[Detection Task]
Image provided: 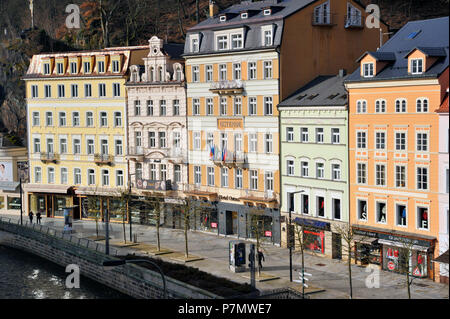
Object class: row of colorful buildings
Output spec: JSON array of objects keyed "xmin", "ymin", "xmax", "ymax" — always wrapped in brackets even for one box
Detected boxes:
[{"xmin": 21, "ymin": 0, "xmax": 448, "ymax": 283}]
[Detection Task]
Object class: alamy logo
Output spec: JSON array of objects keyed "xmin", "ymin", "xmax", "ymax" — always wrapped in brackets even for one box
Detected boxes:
[
  {"xmin": 65, "ymin": 4, "xmax": 80, "ymax": 29},
  {"xmin": 365, "ymin": 265, "xmax": 380, "ymax": 289},
  {"xmin": 65, "ymin": 264, "xmax": 80, "ymax": 289},
  {"xmin": 365, "ymin": 4, "xmax": 381, "ymax": 29}
]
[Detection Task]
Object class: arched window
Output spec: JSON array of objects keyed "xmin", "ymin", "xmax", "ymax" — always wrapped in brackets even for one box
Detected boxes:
[
  {"xmin": 150, "ymin": 67, "xmax": 154, "ymax": 82},
  {"xmin": 357, "ymin": 100, "xmax": 367, "ymax": 113},
  {"xmin": 158, "ymin": 66, "xmax": 163, "ymax": 82},
  {"xmin": 176, "ymin": 67, "xmax": 182, "ymax": 81},
  {"xmin": 416, "ymin": 98, "xmax": 428, "ymax": 113},
  {"xmin": 375, "ymin": 99, "xmax": 386, "ymax": 113}
]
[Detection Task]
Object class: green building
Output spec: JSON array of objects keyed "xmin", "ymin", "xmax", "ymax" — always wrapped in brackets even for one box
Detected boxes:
[{"xmin": 278, "ymin": 72, "xmax": 349, "ymax": 259}]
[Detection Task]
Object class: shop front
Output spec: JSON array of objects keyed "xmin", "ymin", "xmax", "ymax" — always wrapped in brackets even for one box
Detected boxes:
[
  {"xmin": 353, "ymin": 226, "xmax": 436, "ymax": 279},
  {"xmin": 25, "ymin": 184, "xmax": 74, "ymax": 218},
  {"xmin": 293, "ymin": 217, "xmax": 331, "ymax": 256}
]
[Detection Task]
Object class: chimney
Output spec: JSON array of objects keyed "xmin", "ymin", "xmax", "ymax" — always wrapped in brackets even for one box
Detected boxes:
[
  {"xmin": 209, "ymin": 1, "xmax": 219, "ymax": 18},
  {"xmin": 339, "ymin": 69, "xmax": 347, "ymax": 77}
]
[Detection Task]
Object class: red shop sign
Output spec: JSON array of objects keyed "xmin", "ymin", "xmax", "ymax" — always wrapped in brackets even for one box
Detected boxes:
[
  {"xmin": 211, "ymin": 222, "xmax": 218, "ymax": 229},
  {"xmin": 387, "ymin": 261, "xmax": 396, "ymax": 271},
  {"xmin": 265, "ymin": 231, "xmax": 272, "ymax": 237}
]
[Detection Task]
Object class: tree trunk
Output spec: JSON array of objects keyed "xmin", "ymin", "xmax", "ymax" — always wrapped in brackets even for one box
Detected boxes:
[
  {"xmin": 184, "ymin": 222, "xmax": 189, "ymax": 258},
  {"xmin": 122, "ymin": 208, "xmax": 126, "ymax": 244},
  {"xmin": 348, "ymin": 241, "xmax": 353, "ymax": 299},
  {"xmin": 156, "ymin": 207, "xmax": 161, "ymax": 252},
  {"xmin": 196, "ymin": 0, "xmax": 200, "ymax": 23}
]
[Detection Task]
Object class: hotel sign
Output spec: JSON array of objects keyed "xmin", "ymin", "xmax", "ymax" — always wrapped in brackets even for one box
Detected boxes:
[{"xmin": 218, "ymin": 119, "xmax": 243, "ymax": 130}]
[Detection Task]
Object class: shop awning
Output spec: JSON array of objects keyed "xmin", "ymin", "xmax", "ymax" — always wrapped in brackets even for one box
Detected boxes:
[
  {"xmin": 354, "ymin": 235, "xmax": 378, "ymax": 245},
  {"xmin": 0, "ymin": 181, "xmax": 20, "ymax": 191},
  {"xmin": 23, "ymin": 184, "xmax": 72, "ymax": 194},
  {"xmin": 433, "ymin": 250, "xmax": 449, "ymax": 264},
  {"xmin": 74, "ymin": 187, "xmax": 119, "ymax": 197},
  {"xmin": 377, "ymin": 239, "xmax": 429, "ymax": 252}
]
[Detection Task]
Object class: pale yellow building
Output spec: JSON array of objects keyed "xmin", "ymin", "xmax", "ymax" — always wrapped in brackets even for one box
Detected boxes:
[{"xmin": 23, "ymin": 46, "xmax": 148, "ymax": 221}]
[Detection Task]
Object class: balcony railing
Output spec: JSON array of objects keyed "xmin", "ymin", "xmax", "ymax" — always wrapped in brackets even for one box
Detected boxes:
[
  {"xmin": 344, "ymin": 14, "xmax": 363, "ymax": 28},
  {"xmin": 127, "ymin": 146, "xmax": 145, "ymax": 162},
  {"xmin": 210, "ymin": 80, "xmax": 244, "ymax": 95},
  {"xmin": 40, "ymin": 152, "xmax": 58, "ymax": 163},
  {"xmin": 94, "ymin": 153, "xmax": 113, "ymax": 165},
  {"xmin": 311, "ymin": 13, "xmax": 336, "ymax": 26},
  {"xmin": 210, "ymin": 148, "xmax": 247, "ymax": 167},
  {"xmin": 168, "ymin": 148, "xmax": 187, "ymax": 164}
]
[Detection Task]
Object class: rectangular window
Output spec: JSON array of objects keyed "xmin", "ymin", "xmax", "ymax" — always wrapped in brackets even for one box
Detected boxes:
[
  {"xmin": 173, "ymin": 132, "xmax": 181, "ymax": 149},
  {"xmin": 61, "ymin": 168, "xmax": 68, "ymax": 184},
  {"xmin": 206, "ymin": 132, "xmax": 214, "ymax": 149},
  {"xmin": 234, "ymin": 97, "xmax": 242, "ymax": 115},
  {"xmin": 316, "ymin": 128, "xmax": 324, "ymax": 143},
  {"xmin": 99, "ymin": 83, "xmax": 106, "ymax": 97},
  {"xmin": 301, "ymin": 162, "xmax": 309, "ymax": 177},
  {"xmin": 115, "ymin": 140, "xmax": 123, "ymax": 156},
  {"xmin": 159, "ymin": 132, "xmax": 166, "ymax": 148},
  {"xmin": 376, "ymin": 202, "xmax": 387, "ymax": 223},
  {"xmin": 60, "ymin": 138, "xmax": 67, "ymax": 154},
  {"xmin": 112, "ymin": 60, "xmax": 120, "ymax": 73},
  {"xmin": 100, "ymin": 139, "xmax": 108, "ymax": 155},
  {"xmin": 193, "ymin": 99, "xmax": 200, "ymax": 116},
  {"xmin": 332, "ymin": 164, "xmax": 341, "ymax": 180},
  {"xmin": 357, "ymin": 163, "xmax": 367, "ymax": 184},
  {"xmin": 357, "ymin": 131, "xmax": 367, "ymax": 149},
  {"xmin": 173, "ymin": 100, "xmax": 180, "ymax": 116},
  {"xmin": 265, "ymin": 134, "xmax": 273, "ymax": 154},
  {"xmin": 73, "ymin": 139, "xmax": 81, "ymax": 154},
  {"xmin": 72, "ymin": 112, "xmax": 80, "ymax": 126},
  {"xmin": 236, "ymin": 168, "xmax": 243, "ymax": 189},
  {"xmin": 74, "ymin": 168, "xmax": 82, "ymax": 185},
  {"xmin": 194, "ymin": 132, "xmax": 201, "ymax": 150},
  {"xmin": 100, "ymin": 112, "xmax": 108, "ymax": 127},
  {"xmin": 395, "ymin": 132, "xmax": 407, "ymax": 150},
  {"xmin": 206, "ymin": 98, "xmax": 214, "ymax": 115},
  {"xmin": 264, "ymin": 97, "xmax": 273, "ymax": 115},
  {"xmin": 98, "ymin": 61, "xmax": 105, "ymax": 73},
  {"xmin": 220, "ymin": 97, "xmax": 227, "ymax": 116},
  {"xmin": 59, "ymin": 112, "xmax": 66, "ymax": 127},
  {"xmin": 116, "ymin": 170, "xmax": 124, "ymax": 186},
  {"xmin": 192, "ymin": 38, "xmax": 199, "ymax": 52},
  {"xmin": 363, "ymin": 63, "xmax": 374, "ymax": 77},
  {"xmin": 248, "ymin": 62, "xmax": 257, "ymax": 80},
  {"xmin": 32, "ymin": 112, "xmax": 40, "ymax": 126},
  {"xmin": 33, "ymin": 138, "xmax": 41, "ymax": 153},
  {"xmin": 375, "ymin": 132, "xmax": 386, "ymax": 150},
  {"xmin": 417, "ymin": 132, "xmax": 428, "ymax": 152},
  {"xmin": 135, "ymin": 132, "xmax": 142, "ymax": 148},
  {"xmin": 264, "ymin": 29, "xmax": 273, "ymax": 46},
  {"xmin": 44, "ymin": 85, "xmax": 51, "ymax": 98},
  {"xmin": 71, "ymin": 84, "xmax": 78, "ymax": 98},
  {"xmin": 233, "ymin": 63, "xmax": 241, "ymax": 80},
  {"xmin": 249, "ymin": 134, "xmax": 257, "ymax": 153},
  {"xmin": 70, "ymin": 62, "xmax": 77, "ymax": 74},
  {"xmin": 316, "ymin": 163, "xmax": 324, "ymax": 179},
  {"xmin": 192, "ymin": 66, "xmax": 200, "ymax": 82},
  {"xmin": 263, "ymin": 61, "xmax": 272, "ymax": 79},
  {"xmin": 83, "ymin": 62, "xmax": 91, "ymax": 73},
  {"xmin": 149, "ymin": 132, "xmax": 156, "ymax": 148},
  {"xmin": 265, "ymin": 171, "xmax": 274, "ymax": 191},
  {"xmin": 358, "ymin": 199, "xmax": 368, "ymax": 221},
  {"xmin": 87, "ymin": 139, "xmax": 95, "ymax": 155},
  {"xmin": 231, "ymin": 34, "xmax": 243, "ymax": 49},
  {"xmin": 219, "ymin": 64, "xmax": 227, "ymax": 81},
  {"xmin": 250, "ymin": 170, "xmax": 258, "ymax": 190},
  {"xmin": 396, "ymin": 204, "xmax": 407, "ymax": 226},
  {"xmin": 417, "ymin": 167, "xmax": 428, "ymax": 190},
  {"xmin": 48, "ymin": 167, "xmax": 55, "ymax": 184},
  {"xmin": 332, "ymin": 128, "xmax": 340, "ymax": 144},
  {"xmin": 301, "ymin": 128, "xmax": 309, "ymax": 143},
  {"xmin": 207, "ymin": 167, "xmax": 215, "ymax": 186},
  {"xmin": 417, "ymin": 207, "xmax": 429, "ymax": 230},
  {"xmin": 31, "ymin": 85, "xmax": 38, "ymax": 98},
  {"xmin": 317, "ymin": 196, "xmax": 325, "ymax": 217},
  {"xmin": 88, "ymin": 169, "xmax": 95, "ymax": 185},
  {"xmin": 46, "ymin": 138, "xmax": 54, "ymax": 153},
  {"xmin": 150, "ymin": 164, "xmax": 157, "ymax": 180},
  {"xmin": 147, "ymin": 100, "xmax": 154, "ymax": 116},
  {"xmin": 113, "ymin": 83, "xmax": 120, "ymax": 97},
  {"xmin": 376, "ymin": 164, "xmax": 386, "ymax": 186},
  {"xmin": 395, "ymin": 165, "xmax": 406, "ymax": 188},
  {"xmin": 411, "ymin": 59, "xmax": 423, "ymax": 74},
  {"xmin": 235, "ymin": 133, "xmax": 242, "ymax": 152},
  {"xmin": 248, "ymin": 97, "xmax": 257, "ymax": 116},
  {"xmin": 206, "ymin": 65, "xmax": 213, "ymax": 82},
  {"xmin": 302, "ymin": 194, "xmax": 309, "ymax": 215},
  {"xmin": 159, "ymin": 100, "xmax": 167, "ymax": 116},
  {"xmin": 43, "ymin": 63, "xmax": 50, "ymax": 75},
  {"xmin": 333, "ymin": 199, "xmax": 341, "ymax": 220},
  {"xmin": 134, "ymin": 100, "xmax": 141, "ymax": 116},
  {"xmin": 160, "ymin": 164, "xmax": 167, "ymax": 181},
  {"xmin": 35, "ymin": 167, "xmax": 42, "ymax": 183},
  {"xmin": 217, "ymin": 35, "xmax": 228, "ymax": 50},
  {"xmin": 221, "ymin": 167, "xmax": 228, "ymax": 187},
  {"xmin": 57, "ymin": 84, "xmax": 65, "ymax": 98},
  {"xmin": 57, "ymin": 63, "xmax": 64, "ymax": 74},
  {"xmin": 287, "ymin": 127, "xmax": 294, "ymax": 142},
  {"xmin": 46, "ymin": 112, "xmax": 53, "ymax": 126},
  {"xmin": 174, "ymin": 165, "xmax": 181, "ymax": 183},
  {"xmin": 114, "ymin": 112, "xmax": 122, "ymax": 127},
  {"xmin": 287, "ymin": 160, "xmax": 295, "ymax": 176},
  {"xmin": 86, "ymin": 112, "xmax": 94, "ymax": 127}
]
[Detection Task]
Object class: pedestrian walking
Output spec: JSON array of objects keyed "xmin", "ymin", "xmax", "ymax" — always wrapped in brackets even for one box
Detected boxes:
[
  {"xmin": 257, "ymin": 249, "xmax": 265, "ymax": 271},
  {"xmin": 36, "ymin": 211, "xmax": 42, "ymax": 225},
  {"xmin": 28, "ymin": 211, "xmax": 34, "ymax": 224}
]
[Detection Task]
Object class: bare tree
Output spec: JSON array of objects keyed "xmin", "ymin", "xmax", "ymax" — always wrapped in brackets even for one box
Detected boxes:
[
  {"xmin": 98, "ymin": 0, "xmax": 122, "ymax": 48},
  {"xmin": 87, "ymin": 192, "xmax": 102, "ymax": 239},
  {"xmin": 180, "ymin": 197, "xmax": 202, "ymax": 259}
]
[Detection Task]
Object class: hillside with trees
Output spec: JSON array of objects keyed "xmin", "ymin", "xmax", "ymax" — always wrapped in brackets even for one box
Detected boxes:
[{"xmin": 0, "ymin": 0, "xmax": 448, "ymax": 141}]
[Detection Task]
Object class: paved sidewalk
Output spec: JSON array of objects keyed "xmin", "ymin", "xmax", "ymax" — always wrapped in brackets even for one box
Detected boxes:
[{"xmin": 2, "ymin": 213, "xmax": 448, "ymax": 299}]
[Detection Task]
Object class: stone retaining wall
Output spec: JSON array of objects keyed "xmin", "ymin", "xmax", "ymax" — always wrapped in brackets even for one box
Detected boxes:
[{"xmin": 0, "ymin": 220, "xmax": 221, "ymax": 299}]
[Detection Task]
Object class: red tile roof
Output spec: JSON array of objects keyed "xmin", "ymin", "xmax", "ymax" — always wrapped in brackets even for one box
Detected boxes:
[{"xmin": 437, "ymin": 93, "xmax": 449, "ymax": 113}]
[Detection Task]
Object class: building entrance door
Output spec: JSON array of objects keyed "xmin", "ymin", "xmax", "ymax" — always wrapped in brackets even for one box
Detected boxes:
[
  {"xmin": 73, "ymin": 197, "xmax": 81, "ymax": 220},
  {"xmin": 225, "ymin": 211, "xmax": 233, "ymax": 235},
  {"xmin": 332, "ymin": 233, "xmax": 342, "ymax": 259}
]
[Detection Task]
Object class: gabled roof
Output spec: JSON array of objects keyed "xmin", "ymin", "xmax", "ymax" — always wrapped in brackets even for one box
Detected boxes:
[
  {"xmin": 356, "ymin": 51, "xmax": 396, "ymax": 63},
  {"xmin": 279, "ymin": 74, "xmax": 349, "ymax": 107},
  {"xmin": 404, "ymin": 46, "xmax": 448, "ymax": 58},
  {"xmin": 347, "ymin": 17, "xmax": 449, "ymax": 83},
  {"xmin": 162, "ymin": 43, "xmax": 185, "ymax": 60},
  {"xmin": 437, "ymin": 92, "xmax": 449, "ymax": 113}
]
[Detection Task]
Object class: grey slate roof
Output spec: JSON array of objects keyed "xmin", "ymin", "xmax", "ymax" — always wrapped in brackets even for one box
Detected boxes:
[
  {"xmin": 162, "ymin": 43, "xmax": 185, "ymax": 60},
  {"xmin": 356, "ymin": 51, "xmax": 396, "ymax": 62},
  {"xmin": 347, "ymin": 17, "xmax": 449, "ymax": 83},
  {"xmin": 184, "ymin": 0, "xmax": 322, "ymax": 56},
  {"xmin": 279, "ymin": 74, "xmax": 349, "ymax": 107}
]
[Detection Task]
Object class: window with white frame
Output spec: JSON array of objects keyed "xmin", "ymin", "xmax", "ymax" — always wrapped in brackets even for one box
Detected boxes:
[
  {"xmin": 44, "ymin": 85, "xmax": 51, "ymax": 98},
  {"xmin": 249, "ymin": 134, "xmax": 257, "ymax": 153},
  {"xmin": 417, "ymin": 206, "xmax": 429, "ymax": 230},
  {"xmin": 45, "ymin": 112, "xmax": 53, "ymax": 126},
  {"xmin": 248, "ymin": 62, "xmax": 257, "ymax": 80},
  {"xmin": 113, "ymin": 83, "xmax": 120, "ymax": 97},
  {"xmin": 416, "ymin": 98, "xmax": 428, "ymax": 113},
  {"xmin": 74, "ymin": 168, "xmax": 82, "ymax": 185},
  {"xmin": 100, "ymin": 139, "xmax": 108, "ymax": 155},
  {"xmin": 35, "ymin": 167, "xmax": 42, "ymax": 183},
  {"xmin": 150, "ymin": 164, "xmax": 157, "ymax": 180},
  {"xmin": 221, "ymin": 133, "xmax": 228, "ymax": 150},
  {"xmin": 301, "ymin": 161, "xmax": 309, "ymax": 177},
  {"xmin": 217, "ymin": 35, "xmax": 228, "ymax": 50},
  {"xmin": 46, "ymin": 138, "xmax": 54, "ymax": 153},
  {"xmin": 395, "ymin": 165, "xmax": 406, "ymax": 188},
  {"xmin": 147, "ymin": 100, "xmax": 154, "ymax": 116},
  {"xmin": 265, "ymin": 171, "xmax": 274, "ymax": 191},
  {"xmin": 236, "ymin": 168, "xmax": 243, "ymax": 189},
  {"xmin": 159, "ymin": 132, "xmax": 167, "ymax": 148},
  {"xmin": 357, "ymin": 131, "xmax": 367, "ymax": 149},
  {"xmin": 116, "ymin": 170, "xmax": 124, "ymax": 186},
  {"xmin": 265, "ymin": 133, "xmax": 273, "ymax": 153},
  {"xmin": 417, "ymin": 132, "xmax": 428, "ymax": 152},
  {"xmin": 193, "ymin": 98, "xmax": 200, "ymax": 115},
  {"xmin": 31, "ymin": 85, "xmax": 38, "ymax": 98},
  {"xmin": 317, "ymin": 196, "xmax": 325, "ymax": 217},
  {"xmin": 134, "ymin": 100, "xmax": 141, "ymax": 116},
  {"xmin": 83, "ymin": 61, "xmax": 91, "ymax": 73},
  {"xmin": 101, "ymin": 170, "xmax": 109, "ymax": 186},
  {"xmin": 233, "ymin": 63, "xmax": 241, "ymax": 80},
  {"xmin": 346, "ymin": 2, "xmax": 362, "ymax": 26},
  {"xmin": 314, "ymin": 1, "xmax": 330, "ymax": 24},
  {"xmin": 88, "ymin": 169, "xmax": 95, "ymax": 185},
  {"xmin": 87, "ymin": 139, "xmax": 95, "ymax": 155},
  {"xmin": 206, "ymin": 65, "xmax": 213, "ymax": 82},
  {"xmin": 86, "ymin": 112, "xmax": 94, "ymax": 127},
  {"xmin": 192, "ymin": 66, "xmax": 200, "ymax": 82},
  {"xmin": 60, "ymin": 138, "xmax": 67, "ymax": 154},
  {"xmin": 173, "ymin": 100, "xmax": 180, "ymax": 116},
  {"xmin": 357, "ymin": 100, "xmax": 367, "ymax": 113},
  {"xmin": 70, "ymin": 62, "xmax": 77, "ymax": 74},
  {"xmin": 99, "ymin": 83, "xmax": 106, "ymax": 97},
  {"xmin": 357, "ymin": 163, "xmax": 367, "ymax": 184},
  {"xmin": 235, "ymin": 133, "xmax": 242, "ymax": 152},
  {"xmin": 316, "ymin": 163, "xmax": 324, "ymax": 179},
  {"xmin": 194, "ymin": 132, "xmax": 201, "ymax": 150},
  {"xmin": 57, "ymin": 63, "xmax": 64, "ymax": 74},
  {"xmin": 316, "ymin": 128, "xmax": 324, "ymax": 143},
  {"xmin": 287, "ymin": 127, "xmax": 294, "ymax": 142},
  {"xmin": 358, "ymin": 199, "xmax": 368, "ymax": 221},
  {"xmin": 221, "ymin": 167, "xmax": 228, "ymax": 187},
  {"xmin": 375, "ymin": 99, "xmax": 386, "ymax": 113},
  {"xmin": 234, "ymin": 97, "xmax": 242, "ymax": 115},
  {"xmin": 287, "ymin": 160, "xmax": 295, "ymax": 176},
  {"xmin": 363, "ymin": 63, "xmax": 374, "ymax": 77},
  {"xmin": 115, "ymin": 139, "xmax": 123, "ymax": 156},
  {"xmin": 100, "ymin": 112, "xmax": 108, "ymax": 127},
  {"xmin": 332, "ymin": 164, "xmax": 341, "ymax": 180},
  {"xmin": 148, "ymin": 132, "xmax": 156, "ymax": 148},
  {"xmin": 375, "ymin": 164, "xmax": 386, "ymax": 186},
  {"xmin": 417, "ymin": 166, "xmax": 428, "ymax": 190},
  {"xmin": 206, "ymin": 98, "xmax": 214, "ymax": 115},
  {"xmin": 263, "ymin": 29, "xmax": 273, "ymax": 46},
  {"xmin": 73, "ymin": 139, "xmax": 81, "ymax": 154},
  {"xmin": 264, "ymin": 97, "xmax": 273, "ymax": 115},
  {"xmin": 248, "ymin": 97, "xmax": 257, "ymax": 116},
  {"xmin": 332, "ymin": 128, "xmax": 340, "ymax": 144},
  {"xmin": 411, "ymin": 58, "xmax": 423, "ymax": 74},
  {"xmin": 395, "ymin": 132, "xmax": 407, "ymax": 150},
  {"xmin": 160, "ymin": 164, "xmax": 167, "ymax": 181},
  {"xmin": 72, "ymin": 112, "xmax": 80, "ymax": 127},
  {"xmin": 395, "ymin": 99, "xmax": 407, "ymax": 113},
  {"xmin": 207, "ymin": 132, "xmax": 214, "ymax": 149},
  {"xmin": 112, "ymin": 60, "xmax": 120, "ymax": 73},
  {"xmin": 114, "ymin": 112, "xmax": 122, "ymax": 127},
  {"xmin": 58, "ymin": 84, "xmax": 65, "ymax": 98},
  {"xmin": 231, "ymin": 33, "xmax": 243, "ymax": 49},
  {"xmin": 396, "ymin": 204, "xmax": 407, "ymax": 226},
  {"xmin": 33, "ymin": 138, "xmax": 41, "ymax": 153},
  {"xmin": 97, "ymin": 61, "xmax": 105, "ymax": 73},
  {"xmin": 48, "ymin": 167, "xmax": 55, "ymax": 184},
  {"xmin": 250, "ymin": 170, "xmax": 258, "ymax": 190},
  {"xmin": 333, "ymin": 199, "xmax": 341, "ymax": 220},
  {"xmin": 219, "ymin": 64, "xmax": 227, "ymax": 81},
  {"xmin": 174, "ymin": 165, "xmax": 181, "ymax": 183},
  {"xmin": 135, "ymin": 163, "xmax": 143, "ymax": 179},
  {"xmin": 32, "ymin": 112, "xmax": 40, "ymax": 126},
  {"xmin": 43, "ymin": 63, "xmax": 50, "ymax": 75},
  {"xmin": 220, "ymin": 97, "xmax": 227, "ymax": 116},
  {"xmin": 191, "ymin": 36, "xmax": 199, "ymax": 53},
  {"xmin": 71, "ymin": 84, "xmax": 78, "ymax": 98},
  {"xmin": 173, "ymin": 132, "xmax": 181, "ymax": 149},
  {"xmin": 59, "ymin": 112, "xmax": 66, "ymax": 127},
  {"xmin": 376, "ymin": 202, "xmax": 387, "ymax": 223},
  {"xmin": 375, "ymin": 131, "xmax": 386, "ymax": 150},
  {"xmin": 301, "ymin": 128, "xmax": 309, "ymax": 143},
  {"xmin": 207, "ymin": 167, "xmax": 215, "ymax": 186},
  {"xmin": 263, "ymin": 61, "xmax": 273, "ymax": 79}
]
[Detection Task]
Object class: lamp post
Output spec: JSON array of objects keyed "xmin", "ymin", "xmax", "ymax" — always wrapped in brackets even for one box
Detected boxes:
[
  {"xmin": 19, "ymin": 178, "xmax": 23, "ymax": 226},
  {"xmin": 103, "ymin": 259, "xmax": 167, "ymax": 299},
  {"xmin": 287, "ymin": 190, "xmax": 304, "ymax": 282}
]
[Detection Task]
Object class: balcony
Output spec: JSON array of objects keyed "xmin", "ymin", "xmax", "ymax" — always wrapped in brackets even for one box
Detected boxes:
[
  {"xmin": 127, "ymin": 146, "xmax": 145, "ymax": 162},
  {"xmin": 210, "ymin": 147, "xmax": 247, "ymax": 168},
  {"xmin": 184, "ymin": 184, "xmax": 218, "ymax": 202},
  {"xmin": 344, "ymin": 14, "xmax": 363, "ymax": 28},
  {"xmin": 239, "ymin": 190, "xmax": 278, "ymax": 209},
  {"xmin": 311, "ymin": 13, "xmax": 336, "ymax": 26},
  {"xmin": 168, "ymin": 148, "xmax": 187, "ymax": 164},
  {"xmin": 94, "ymin": 153, "xmax": 113, "ymax": 166},
  {"xmin": 40, "ymin": 152, "xmax": 58, "ymax": 163},
  {"xmin": 210, "ymin": 80, "xmax": 244, "ymax": 95}
]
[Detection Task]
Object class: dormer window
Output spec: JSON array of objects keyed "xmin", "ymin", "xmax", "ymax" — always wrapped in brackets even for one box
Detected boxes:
[
  {"xmin": 231, "ymin": 33, "xmax": 243, "ymax": 49},
  {"xmin": 98, "ymin": 61, "xmax": 105, "ymax": 73},
  {"xmin": 70, "ymin": 62, "xmax": 77, "ymax": 74},
  {"xmin": 191, "ymin": 35, "xmax": 200, "ymax": 53},
  {"xmin": 411, "ymin": 58, "xmax": 423, "ymax": 74},
  {"xmin": 83, "ymin": 61, "xmax": 91, "ymax": 73},
  {"xmin": 263, "ymin": 9, "xmax": 271, "ymax": 16},
  {"xmin": 43, "ymin": 63, "xmax": 50, "ymax": 75},
  {"xmin": 112, "ymin": 60, "xmax": 120, "ymax": 73},
  {"xmin": 241, "ymin": 12, "xmax": 248, "ymax": 19},
  {"xmin": 57, "ymin": 63, "xmax": 64, "ymax": 74},
  {"xmin": 363, "ymin": 63, "xmax": 374, "ymax": 77},
  {"xmin": 262, "ymin": 25, "xmax": 274, "ymax": 47},
  {"xmin": 219, "ymin": 15, "xmax": 227, "ymax": 22},
  {"xmin": 313, "ymin": 1, "xmax": 330, "ymax": 25},
  {"xmin": 346, "ymin": 3, "xmax": 362, "ymax": 27},
  {"xmin": 217, "ymin": 35, "xmax": 228, "ymax": 50}
]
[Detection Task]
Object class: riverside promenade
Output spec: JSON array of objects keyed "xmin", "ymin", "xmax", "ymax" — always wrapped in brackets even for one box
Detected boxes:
[{"xmin": 1, "ymin": 212, "xmax": 448, "ymax": 299}]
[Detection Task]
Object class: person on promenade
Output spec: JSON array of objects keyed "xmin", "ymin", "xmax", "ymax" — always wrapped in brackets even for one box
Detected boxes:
[
  {"xmin": 36, "ymin": 211, "xmax": 42, "ymax": 225},
  {"xmin": 28, "ymin": 211, "xmax": 34, "ymax": 224}
]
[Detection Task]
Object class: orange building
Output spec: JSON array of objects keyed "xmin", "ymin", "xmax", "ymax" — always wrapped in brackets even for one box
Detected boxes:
[{"xmin": 345, "ymin": 17, "xmax": 449, "ymax": 281}]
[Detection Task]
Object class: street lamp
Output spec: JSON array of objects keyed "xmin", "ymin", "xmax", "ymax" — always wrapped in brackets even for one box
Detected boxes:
[
  {"xmin": 103, "ymin": 259, "xmax": 167, "ymax": 299},
  {"xmin": 287, "ymin": 190, "xmax": 304, "ymax": 282}
]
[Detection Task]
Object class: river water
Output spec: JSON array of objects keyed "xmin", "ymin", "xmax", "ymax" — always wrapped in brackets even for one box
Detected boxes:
[{"xmin": 0, "ymin": 245, "xmax": 130, "ymax": 299}]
